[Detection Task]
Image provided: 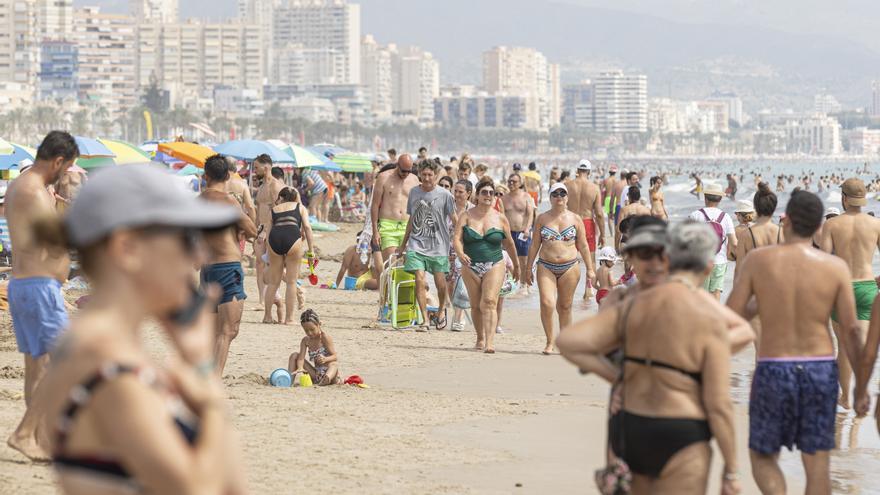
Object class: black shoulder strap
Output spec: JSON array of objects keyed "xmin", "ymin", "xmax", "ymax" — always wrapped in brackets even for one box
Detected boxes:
[{"xmin": 748, "ymin": 226, "xmax": 757, "ymax": 249}]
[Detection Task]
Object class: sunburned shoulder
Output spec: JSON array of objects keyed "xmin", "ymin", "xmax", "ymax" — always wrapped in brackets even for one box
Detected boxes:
[{"xmin": 201, "ymin": 190, "xmax": 236, "ymax": 204}]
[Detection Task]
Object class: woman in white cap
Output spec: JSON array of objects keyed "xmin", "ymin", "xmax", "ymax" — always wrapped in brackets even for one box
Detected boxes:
[
  {"xmin": 33, "ymin": 165, "xmax": 248, "ymax": 494},
  {"xmin": 525, "ymin": 182, "xmax": 595, "ymax": 354}
]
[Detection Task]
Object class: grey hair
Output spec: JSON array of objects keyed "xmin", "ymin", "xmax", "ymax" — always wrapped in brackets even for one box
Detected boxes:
[{"xmin": 666, "ymin": 221, "xmax": 718, "ymax": 272}]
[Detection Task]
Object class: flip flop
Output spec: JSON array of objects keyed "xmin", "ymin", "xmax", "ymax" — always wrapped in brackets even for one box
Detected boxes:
[
  {"xmin": 484, "ymin": 349, "xmax": 495, "ymax": 354},
  {"xmin": 433, "ymin": 309, "xmax": 448, "ymax": 330}
]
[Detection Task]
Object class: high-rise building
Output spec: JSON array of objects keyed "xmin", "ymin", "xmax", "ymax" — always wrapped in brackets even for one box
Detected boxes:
[
  {"xmin": 562, "ymin": 82, "xmax": 593, "ymax": 128},
  {"xmin": 73, "ymin": 7, "xmax": 136, "ymax": 118},
  {"xmin": 273, "ymin": 0, "xmax": 361, "ymax": 85},
  {"xmin": 593, "ymin": 71, "xmax": 647, "ymax": 133},
  {"xmin": 707, "ymin": 91, "xmax": 743, "ymax": 126},
  {"xmin": 136, "ymin": 20, "xmax": 262, "ymax": 108},
  {"xmin": 873, "ymin": 81, "xmax": 880, "ymax": 117},
  {"xmin": 0, "ymin": 0, "xmax": 39, "ymax": 89},
  {"xmin": 237, "ymin": 0, "xmax": 279, "ymax": 83},
  {"xmin": 37, "ymin": 0, "xmax": 73, "ymax": 41},
  {"xmin": 814, "ymin": 93, "xmax": 842, "ymax": 115},
  {"xmin": 273, "ymin": 45, "xmax": 346, "ymax": 85},
  {"xmin": 482, "ymin": 46, "xmax": 559, "ymax": 128},
  {"xmin": 696, "ymin": 100, "xmax": 729, "ymax": 133},
  {"xmin": 131, "ymin": 0, "xmax": 178, "ymax": 23},
  {"xmin": 784, "ymin": 114, "xmax": 841, "ymax": 155},
  {"xmin": 434, "ymin": 92, "xmax": 539, "ymax": 130},
  {"xmin": 390, "ymin": 44, "xmax": 438, "ymax": 121},
  {"xmin": 39, "ymin": 40, "xmax": 78, "ymax": 100},
  {"xmin": 360, "ymin": 34, "xmax": 392, "ymax": 121}
]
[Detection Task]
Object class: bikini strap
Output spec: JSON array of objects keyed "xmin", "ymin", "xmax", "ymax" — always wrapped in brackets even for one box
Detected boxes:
[
  {"xmin": 748, "ymin": 226, "xmax": 757, "ymax": 250},
  {"xmin": 55, "ymin": 363, "xmax": 157, "ymax": 454},
  {"xmin": 622, "ymin": 356, "xmax": 702, "ymax": 384}
]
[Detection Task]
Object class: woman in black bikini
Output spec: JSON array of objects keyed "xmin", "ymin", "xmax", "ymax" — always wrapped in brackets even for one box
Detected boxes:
[
  {"xmin": 525, "ymin": 182, "xmax": 595, "ymax": 355},
  {"xmin": 32, "ymin": 165, "xmax": 247, "ymax": 494},
  {"xmin": 558, "ymin": 222, "xmax": 748, "ymax": 495},
  {"xmin": 734, "ymin": 182, "xmax": 781, "ymax": 280},
  {"xmin": 264, "ymin": 187, "xmax": 315, "ymax": 324}
]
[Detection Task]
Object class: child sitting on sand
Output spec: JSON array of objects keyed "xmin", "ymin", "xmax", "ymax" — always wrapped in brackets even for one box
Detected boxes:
[
  {"xmin": 288, "ymin": 309, "xmax": 341, "ymax": 385},
  {"xmin": 595, "ymin": 247, "xmax": 619, "ymax": 307}
]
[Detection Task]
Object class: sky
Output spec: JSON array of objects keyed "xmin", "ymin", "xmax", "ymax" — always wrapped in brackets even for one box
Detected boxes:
[{"xmin": 76, "ymin": 0, "xmax": 880, "ymax": 52}]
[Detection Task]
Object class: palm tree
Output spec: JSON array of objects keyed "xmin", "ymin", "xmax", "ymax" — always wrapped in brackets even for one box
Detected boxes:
[{"xmin": 70, "ymin": 109, "xmax": 91, "ymax": 136}]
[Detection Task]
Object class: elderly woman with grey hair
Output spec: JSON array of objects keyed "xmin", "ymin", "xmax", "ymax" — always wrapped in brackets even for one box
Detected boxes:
[{"xmin": 558, "ymin": 221, "xmax": 753, "ymax": 495}]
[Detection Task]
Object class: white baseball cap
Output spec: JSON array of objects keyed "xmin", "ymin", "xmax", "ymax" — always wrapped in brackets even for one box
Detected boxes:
[
  {"xmin": 549, "ymin": 182, "xmax": 568, "ymax": 195},
  {"xmin": 577, "ymin": 159, "xmax": 591, "ymax": 171},
  {"xmin": 597, "ymin": 246, "xmax": 618, "ymax": 262},
  {"xmin": 735, "ymin": 200, "xmax": 755, "ymax": 214}
]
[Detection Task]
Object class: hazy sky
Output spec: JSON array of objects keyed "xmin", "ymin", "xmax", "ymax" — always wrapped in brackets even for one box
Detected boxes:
[{"xmin": 76, "ymin": 0, "xmax": 879, "ymax": 50}]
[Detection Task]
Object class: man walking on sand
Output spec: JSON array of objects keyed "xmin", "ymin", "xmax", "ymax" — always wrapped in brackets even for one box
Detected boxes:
[
  {"xmin": 254, "ymin": 154, "xmax": 284, "ymax": 304},
  {"xmin": 502, "ymin": 172, "xmax": 535, "ymax": 290},
  {"xmin": 200, "ymin": 155, "xmax": 258, "ymax": 375},
  {"xmin": 370, "ymin": 154, "xmax": 420, "ymax": 264},
  {"xmin": 689, "ymin": 182, "xmax": 736, "ymax": 300},
  {"xmin": 6, "ymin": 131, "xmax": 78, "ymax": 460},
  {"xmin": 565, "ymin": 159, "xmax": 605, "ymax": 301},
  {"xmin": 728, "ymin": 190, "xmax": 864, "ymax": 495},
  {"xmin": 400, "ymin": 160, "xmax": 455, "ymax": 331},
  {"xmin": 819, "ymin": 177, "xmax": 880, "ymax": 409}
]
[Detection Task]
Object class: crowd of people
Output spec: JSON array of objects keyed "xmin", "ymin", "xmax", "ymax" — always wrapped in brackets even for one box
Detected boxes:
[{"xmin": 7, "ymin": 130, "xmax": 880, "ymax": 494}]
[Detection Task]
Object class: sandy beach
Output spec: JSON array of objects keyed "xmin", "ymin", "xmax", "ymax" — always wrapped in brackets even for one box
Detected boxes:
[{"xmin": 2, "ymin": 221, "xmax": 877, "ymax": 494}]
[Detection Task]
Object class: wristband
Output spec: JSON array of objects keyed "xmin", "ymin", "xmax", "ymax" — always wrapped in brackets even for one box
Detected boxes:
[{"xmin": 723, "ymin": 471, "xmax": 739, "ymax": 482}]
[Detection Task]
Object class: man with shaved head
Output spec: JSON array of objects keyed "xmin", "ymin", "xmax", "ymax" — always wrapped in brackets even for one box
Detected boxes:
[{"xmin": 370, "ymin": 153, "xmax": 420, "ymax": 264}]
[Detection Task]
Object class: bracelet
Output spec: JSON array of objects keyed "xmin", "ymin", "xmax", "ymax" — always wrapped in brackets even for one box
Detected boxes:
[
  {"xmin": 723, "ymin": 471, "xmax": 739, "ymax": 482},
  {"xmin": 194, "ymin": 360, "xmax": 216, "ymax": 376}
]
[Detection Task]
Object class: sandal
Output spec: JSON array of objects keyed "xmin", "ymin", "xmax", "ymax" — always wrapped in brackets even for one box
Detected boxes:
[{"xmin": 433, "ymin": 309, "xmax": 448, "ymax": 330}]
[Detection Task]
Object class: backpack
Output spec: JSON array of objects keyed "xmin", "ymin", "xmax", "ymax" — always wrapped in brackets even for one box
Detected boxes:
[{"xmin": 699, "ymin": 208, "xmax": 726, "ymax": 254}]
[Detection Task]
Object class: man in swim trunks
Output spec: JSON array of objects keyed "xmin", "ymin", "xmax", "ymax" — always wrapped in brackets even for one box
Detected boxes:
[
  {"xmin": 200, "ymin": 155, "xmax": 258, "ymax": 376},
  {"xmin": 565, "ymin": 159, "xmax": 605, "ymax": 300},
  {"xmin": 5, "ymin": 131, "xmax": 77, "ymax": 461},
  {"xmin": 689, "ymin": 183, "xmax": 736, "ymax": 300},
  {"xmin": 370, "ymin": 153, "xmax": 419, "ymax": 264},
  {"xmin": 400, "ymin": 160, "xmax": 455, "ymax": 330},
  {"xmin": 254, "ymin": 154, "xmax": 284, "ymax": 304},
  {"xmin": 601, "ymin": 165, "xmax": 618, "ymax": 238},
  {"xmin": 522, "ymin": 161, "xmax": 542, "ymax": 207},
  {"xmin": 502, "ymin": 172, "xmax": 535, "ymax": 290},
  {"xmin": 728, "ymin": 190, "xmax": 863, "ymax": 495},
  {"xmin": 819, "ymin": 177, "xmax": 880, "ymax": 409}
]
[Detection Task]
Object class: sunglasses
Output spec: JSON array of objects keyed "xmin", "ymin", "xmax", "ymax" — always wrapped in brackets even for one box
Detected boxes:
[
  {"xmin": 495, "ymin": 192, "xmax": 505, "ymax": 198},
  {"xmin": 550, "ymin": 190, "xmax": 567, "ymax": 198},
  {"xmin": 478, "ymin": 189, "xmax": 495, "ymax": 197},
  {"xmin": 629, "ymin": 246, "xmax": 664, "ymax": 261},
  {"xmin": 140, "ymin": 226, "xmax": 203, "ymax": 252},
  {"xmin": 507, "ymin": 179, "xmax": 519, "ymax": 184}
]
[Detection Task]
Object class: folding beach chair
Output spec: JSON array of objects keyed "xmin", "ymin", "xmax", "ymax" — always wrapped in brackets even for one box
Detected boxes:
[{"xmin": 378, "ymin": 255, "xmax": 423, "ymax": 329}]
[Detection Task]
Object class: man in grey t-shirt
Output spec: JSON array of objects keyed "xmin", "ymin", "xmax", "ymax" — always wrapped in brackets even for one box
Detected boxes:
[{"xmin": 401, "ymin": 160, "xmax": 455, "ymax": 330}]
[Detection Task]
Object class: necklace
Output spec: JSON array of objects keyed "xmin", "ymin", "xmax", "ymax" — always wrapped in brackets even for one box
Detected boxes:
[{"xmin": 668, "ymin": 274, "xmax": 698, "ymax": 291}]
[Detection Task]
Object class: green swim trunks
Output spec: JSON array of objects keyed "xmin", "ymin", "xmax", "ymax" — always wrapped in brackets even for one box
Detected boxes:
[
  {"xmin": 378, "ymin": 218, "xmax": 407, "ymax": 251},
  {"xmin": 404, "ymin": 251, "xmax": 450, "ymax": 274},
  {"xmin": 703, "ymin": 263, "xmax": 727, "ymax": 293},
  {"xmin": 604, "ymin": 196, "xmax": 611, "ymax": 216},
  {"xmin": 832, "ymin": 280, "xmax": 879, "ymax": 322}
]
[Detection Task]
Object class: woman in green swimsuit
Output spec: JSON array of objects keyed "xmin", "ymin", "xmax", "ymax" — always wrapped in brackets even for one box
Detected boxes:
[{"xmin": 453, "ymin": 178, "xmax": 519, "ymax": 353}]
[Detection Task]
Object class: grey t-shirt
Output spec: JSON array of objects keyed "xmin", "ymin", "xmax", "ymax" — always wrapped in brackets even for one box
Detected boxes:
[{"xmin": 406, "ymin": 186, "xmax": 455, "ymax": 257}]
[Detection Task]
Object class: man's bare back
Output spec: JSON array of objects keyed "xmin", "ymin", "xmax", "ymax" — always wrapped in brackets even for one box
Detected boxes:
[
  {"xmin": 227, "ymin": 176, "xmax": 256, "ymax": 222},
  {"xmin": 255, "ymin": 177, "xmax": 284, "ymax": 230},
  {"xmin": 822, "ymin": 212, "xmax": 880, "ymax": 281},
  {"xmin": 569, "ymin": 176, "xmax": 602, "ymax": 220},
  {"xmin": 730, "ymin": 243, "xmax": 853, "ymax": 357},
  {"xmin": 7, "ymin": 172, "xmax": 69, "ymax": 281}
]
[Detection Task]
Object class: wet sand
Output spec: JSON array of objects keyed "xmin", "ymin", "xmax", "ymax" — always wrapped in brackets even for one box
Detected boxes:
[{"xmin": 0, "ymin": 222, "xmax": 875, "ymax": 494}]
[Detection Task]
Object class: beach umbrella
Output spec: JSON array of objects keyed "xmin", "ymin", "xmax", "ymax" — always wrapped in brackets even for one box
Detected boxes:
[
  {"xmin": 158, "ymin": 142, "xmax": 216, "ymax": 168},
  {"xmin": 176, "ymin": 164, "xmax": 204, "ymax": 176},
  {"xmin": 78, "ymin": 139, "xmax": 152, "ymax": 169},
  {"xmin": 74, "ymin": 136, "xmax": 115, "ymax": 159},
  {"xmin": 267, "ymin": 140, "xmax": 339, "ymax": 171},
  {"xmin": 0, "ymin": 144, "xmax": 35, "ymax": 170},
  {"xmin": 0, "ymin": 138, "xmax": 15, "ymax": 155},
  {"xmin": 214, "ymin": 139, "xmax": 295, "ymax": 163},
  {"xmin": 332, "ymin": 153, "xmax": 374, "ymax": 173}
]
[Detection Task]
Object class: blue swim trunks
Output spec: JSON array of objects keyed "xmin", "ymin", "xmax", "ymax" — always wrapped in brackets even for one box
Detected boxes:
[
  {"xmin": 511, "ymin": 231, "xmax": 531, "ymax": 257},
  {"xmin": 200, "ymin": 262, "xmax": 246, "ymax": 311},
  {"xmin": 8, "ymin": 277, "xmax": 69, "ymax": 357},
  {"xmin": 749, "ymin": 358, "xmax": 837, "ymax": 455}
]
